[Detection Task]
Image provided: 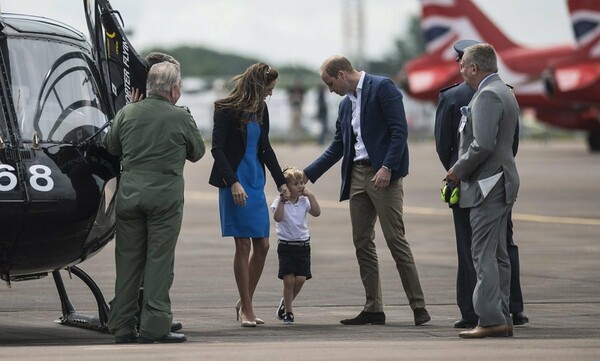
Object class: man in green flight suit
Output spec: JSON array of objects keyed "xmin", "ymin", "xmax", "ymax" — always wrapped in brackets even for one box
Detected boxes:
[{"xmin": 105, "ymin": 61, "xmax": 206, "ymax": 344}]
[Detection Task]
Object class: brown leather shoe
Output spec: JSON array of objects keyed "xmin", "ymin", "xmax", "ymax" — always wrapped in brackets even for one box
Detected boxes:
[
  {"xmin": 459, "ymin": 324, "xmax": 509, "ymax": 338},
  {"xmin": 507, "ymin": 325, "xmax": 513, "ymax": 337}
]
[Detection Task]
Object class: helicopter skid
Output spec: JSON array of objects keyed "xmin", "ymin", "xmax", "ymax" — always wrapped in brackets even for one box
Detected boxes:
[
  {"xmin": 55, "ymin": 313, "xmax": 107, "ymax": 333},
  {"xmin": 52, "ymin": 266, "xmax": 110, "ymax": 334}
]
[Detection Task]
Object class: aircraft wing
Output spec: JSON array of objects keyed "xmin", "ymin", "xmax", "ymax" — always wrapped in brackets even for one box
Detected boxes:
[
  {"xmin": 546, "ymin": 60, "xmax": 600, "ymax": 103},
  {"xmin": 403, "ymin": 63, "xmax": 463, "ymax": 101}
]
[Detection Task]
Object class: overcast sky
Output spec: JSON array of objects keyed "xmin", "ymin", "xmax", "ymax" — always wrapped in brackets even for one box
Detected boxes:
[{"xmin": 3, "ymin": 0, "xmax": 573, "ymax": 68}]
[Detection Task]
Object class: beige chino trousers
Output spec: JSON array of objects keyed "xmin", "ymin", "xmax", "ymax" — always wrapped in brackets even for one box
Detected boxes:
[{"xmin": 349, "ymin": 164, "xmax": 426, "ymax": 312}]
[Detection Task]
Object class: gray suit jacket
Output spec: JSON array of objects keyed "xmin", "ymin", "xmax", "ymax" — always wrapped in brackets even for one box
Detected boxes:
[{"xmin": 451, "ymin": 73, "xmax": 520, "ymax": 208}]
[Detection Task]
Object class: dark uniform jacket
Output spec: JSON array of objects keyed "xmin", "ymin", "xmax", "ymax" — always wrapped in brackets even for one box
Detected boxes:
[{"xmin": 435, "ymin": 82, "xmax": 476, "ymax": 171}]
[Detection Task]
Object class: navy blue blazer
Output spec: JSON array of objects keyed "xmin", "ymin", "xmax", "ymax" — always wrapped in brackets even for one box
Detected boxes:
[
  {"xmin": 304, "ymin": 73, "xmax": 409, "ymax": 201},
  {"xmin": 435, "ymin": 82, "xmax": 476, "ymax": 171},
  {"xmin": 209, "ymin": 104, "xmax": 286, "ymax": 189}
]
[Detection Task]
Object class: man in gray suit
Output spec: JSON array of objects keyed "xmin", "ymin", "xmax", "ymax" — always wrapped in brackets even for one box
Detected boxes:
[
  {"xmin": 436, "ymin": 40, "xmax": 529, "ymax": 329},
  {"xmin": 446, "ymin": 43, "xmax": 519, "ymax": 338}
]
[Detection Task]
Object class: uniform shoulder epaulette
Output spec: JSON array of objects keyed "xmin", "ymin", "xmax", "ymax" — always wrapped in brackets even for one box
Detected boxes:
[
  {"xmin": 505, "ymin": 83, "xmax": 515, "ymax": 95},
  {"xmin": 439, "ymin": 83, "xmax": 461, "ymax": 93}
]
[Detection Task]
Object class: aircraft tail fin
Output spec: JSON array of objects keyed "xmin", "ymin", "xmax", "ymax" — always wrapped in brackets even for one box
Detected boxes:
[
  {"xmin": 543, "ymin": 0, "xmax": 600, "ymax": 103},
  {"xmin": 420, "ymin": 0, "xmax": 519, "ymax": 57},
  {"xmin": 568, "ymin": 0, "xmax": 600, "ymax": 49}
]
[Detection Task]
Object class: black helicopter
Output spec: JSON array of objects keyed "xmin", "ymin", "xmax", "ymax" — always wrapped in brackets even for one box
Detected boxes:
[{"xmin": 0, "ymin": 0, "xmax": 147, "ymax": 331}]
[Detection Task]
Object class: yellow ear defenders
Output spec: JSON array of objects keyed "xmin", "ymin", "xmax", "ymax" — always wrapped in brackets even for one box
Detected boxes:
[{"xmin": 441, "ymin": 182, "xmax": 460, "ymax": 206}]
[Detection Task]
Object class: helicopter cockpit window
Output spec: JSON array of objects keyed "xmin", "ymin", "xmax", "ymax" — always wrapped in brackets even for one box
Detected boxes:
[{"xmin": 7, "ymin": 37, "xmax": 109, "ymax": 144}]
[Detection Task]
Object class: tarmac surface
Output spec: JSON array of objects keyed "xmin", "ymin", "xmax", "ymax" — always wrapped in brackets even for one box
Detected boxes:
[{"xmin": 1, "ymin": 139, "xmax": 599, "ymax": 360}]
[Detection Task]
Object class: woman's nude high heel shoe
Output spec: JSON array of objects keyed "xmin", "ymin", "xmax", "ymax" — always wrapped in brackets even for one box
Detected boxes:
[
  {"xmin": 235, "ymin": 300, "xmax": 241, "ymax": 321},
  {"xmin": 236, "ymin": 299, "xmax": 264, "ymax": 324},
  {"xmin": 239, "ymin": 309, "xmax": 257, "ymax": 327}
]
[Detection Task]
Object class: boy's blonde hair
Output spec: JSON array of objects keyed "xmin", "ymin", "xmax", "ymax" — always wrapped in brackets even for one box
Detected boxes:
[{"xmin": 282, "ymin": 165, "xmax": 304, "ymax": 183}]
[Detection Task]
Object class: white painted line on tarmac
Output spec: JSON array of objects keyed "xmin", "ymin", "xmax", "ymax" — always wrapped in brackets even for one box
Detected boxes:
[
  {"xmin": 185, "ymin": 191, "xmax": 600, "ymax": 226},
  {"xmin": 78, "ymin": 346, "xmax": 144, "ymax": 350}
]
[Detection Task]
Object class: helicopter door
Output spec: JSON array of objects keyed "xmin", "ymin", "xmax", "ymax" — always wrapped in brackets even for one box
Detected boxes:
[
  {"xmin": 0, "ymin": 101, "xmax": 23, "ymax": 203},
  {"xmin": 0, "ymin": 39, "xmax": 27, "ymax": 254},
  {"xmin": 0, "ymin": 99, "xmax": 26, "ymax": 261},
  {"xmin": 84, "ymin": 0, "xmax": 148, "ymax": 117}
]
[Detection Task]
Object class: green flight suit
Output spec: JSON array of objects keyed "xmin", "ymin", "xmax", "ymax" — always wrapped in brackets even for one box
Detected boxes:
[{"xmin": 104, "ymin": 95, "xmax": 205, "ymax": 340}]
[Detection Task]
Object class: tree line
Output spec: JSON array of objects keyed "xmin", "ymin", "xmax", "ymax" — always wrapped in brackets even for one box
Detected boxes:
[{"xmin": 144, "ymin": 16, "xmax": 424, "ymax": 90}]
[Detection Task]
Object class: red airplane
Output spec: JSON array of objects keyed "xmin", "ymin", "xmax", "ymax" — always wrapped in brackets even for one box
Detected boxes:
[{"xmin": 401, "ymin": 0, "xmax": 600, "ymax": 151}]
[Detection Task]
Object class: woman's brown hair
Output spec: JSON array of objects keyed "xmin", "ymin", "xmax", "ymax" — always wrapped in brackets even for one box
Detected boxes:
[{"xmin": 214, "ymin": 62, "xmax": 278, "ymax": 123}]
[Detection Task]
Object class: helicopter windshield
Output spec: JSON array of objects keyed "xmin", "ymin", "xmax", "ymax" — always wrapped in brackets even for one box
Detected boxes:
[{"xmin": 6, "ymin": 37, "xmax": 109, "ymax": 143}]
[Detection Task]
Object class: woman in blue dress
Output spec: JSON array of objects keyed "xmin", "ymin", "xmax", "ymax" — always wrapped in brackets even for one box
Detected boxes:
[{"xmin": 209, "ymin": 63, "xmax": 289, "ymax": 327}]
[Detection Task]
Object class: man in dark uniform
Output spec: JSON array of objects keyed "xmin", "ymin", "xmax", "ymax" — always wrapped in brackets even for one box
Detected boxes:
[
  {"xmin": 435, "ymin": 39, "xmax": 529, "ymax": 329},
  {"xmin": 105, "ymin": 61, "xmax": 206, "ymax": 343}
]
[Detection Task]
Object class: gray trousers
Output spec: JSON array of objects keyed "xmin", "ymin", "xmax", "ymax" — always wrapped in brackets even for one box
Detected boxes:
[
  {"xmin": 469, "ymin": 183, "xmax": 512, "ymax": 326},
  {"xmin": 349, "ymin": 164, "xmax": 426, "ymax": 312}
]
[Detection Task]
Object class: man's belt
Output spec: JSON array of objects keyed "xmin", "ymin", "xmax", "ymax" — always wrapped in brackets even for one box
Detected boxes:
[{"xmin": 354, "ymin": 159, "xmax": 371, "ymax": 166}]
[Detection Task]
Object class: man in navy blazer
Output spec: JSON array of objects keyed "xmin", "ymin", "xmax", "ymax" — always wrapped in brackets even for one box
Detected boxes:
[{"xmin": 304, "ymin": 56, "xmax": 430, "ymax": 326}]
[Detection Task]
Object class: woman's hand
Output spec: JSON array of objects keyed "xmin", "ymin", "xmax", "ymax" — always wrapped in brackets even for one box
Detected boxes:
[
  {"xmin": 279, "ymin": 184, "xmax": 290, "ymax": 199},
  {"xmin": 279, "ymin": 193, "xmax": 289, "ymax": 203},
  {"xmin": 231, "ymin": 182, "xmax": 248, "ymax": 206}
]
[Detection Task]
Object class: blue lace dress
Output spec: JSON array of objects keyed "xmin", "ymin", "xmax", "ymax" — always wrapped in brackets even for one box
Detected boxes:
[{"xmin": 218, "ymin": 119, "xmax": 269, "ymax": 237}]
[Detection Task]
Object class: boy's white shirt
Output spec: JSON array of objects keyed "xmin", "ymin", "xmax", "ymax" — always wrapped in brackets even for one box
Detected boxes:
[{"xmin": 270, "ymin": 195, "xmax": 312, "ymax": 241}]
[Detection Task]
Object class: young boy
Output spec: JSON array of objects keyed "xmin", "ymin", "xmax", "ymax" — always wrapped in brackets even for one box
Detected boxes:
[{"xmin": 271, "ymin": 166, "xmax": 321, "ymax": 324}]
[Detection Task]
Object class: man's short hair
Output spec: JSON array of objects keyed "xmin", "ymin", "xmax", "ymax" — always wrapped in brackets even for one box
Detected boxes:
[
  {"xmin": 462, "ymin": 43, "xmax": 498, "ymax": 73},
  {"xmin": 145, "ymin": 52, "xmax": 180, "ymax": 69},
  {"xmin": 321, "ymin": 56, "xmax": 355, "ymax": 78},
  {"xmin": 146, "ymin": 62, "xmax": 181, "ymax": 96}
]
